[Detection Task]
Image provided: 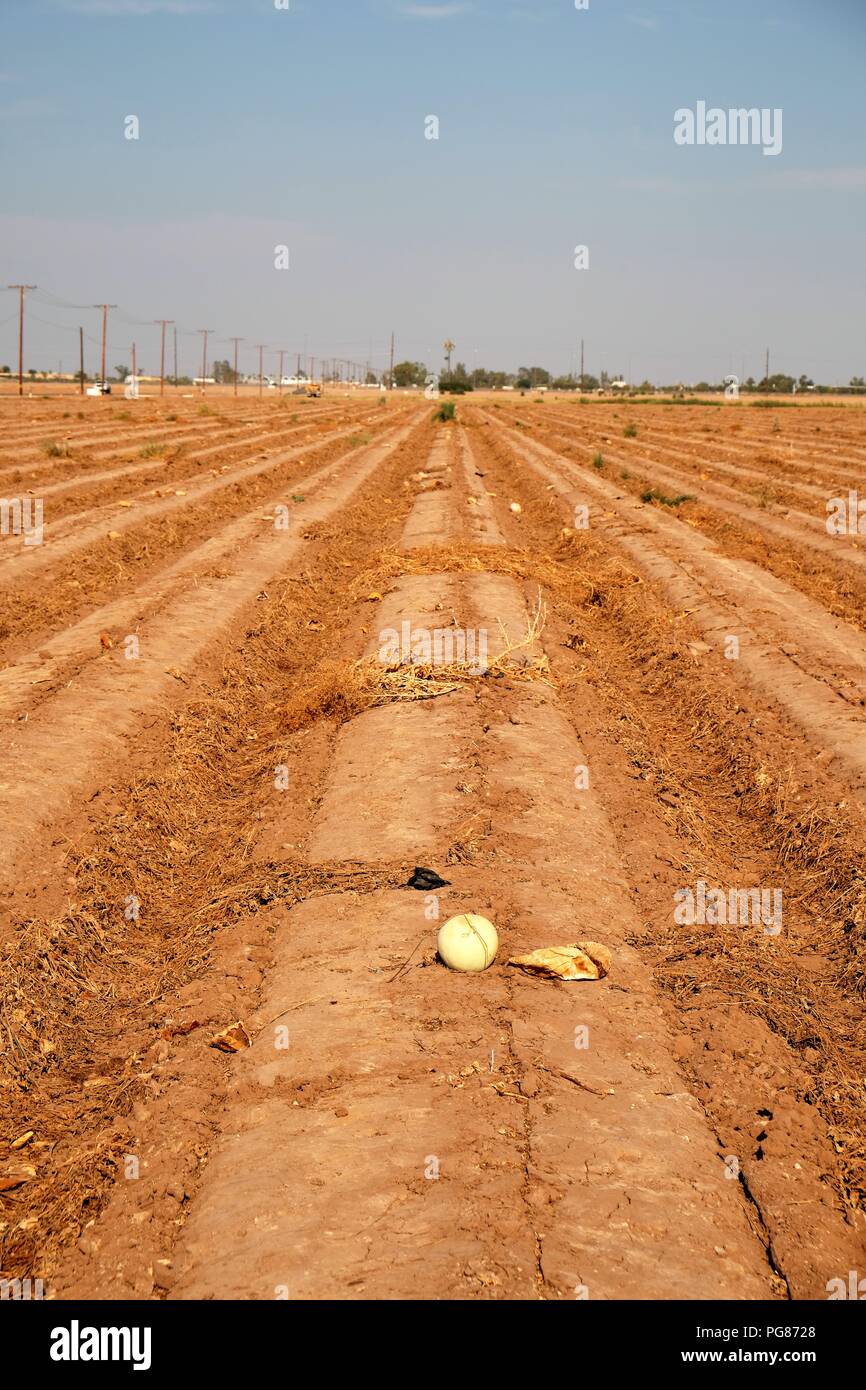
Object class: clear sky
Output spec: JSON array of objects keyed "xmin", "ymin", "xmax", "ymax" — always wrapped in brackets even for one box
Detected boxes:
[{"xmin": 1, "ymin": 0, "xmax": 864, "ymax": 384}]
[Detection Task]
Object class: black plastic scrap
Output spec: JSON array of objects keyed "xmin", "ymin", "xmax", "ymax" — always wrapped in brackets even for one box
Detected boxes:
[{"xmin": 407, "ymin": 866, "xmax": 450, "ymax": 891}]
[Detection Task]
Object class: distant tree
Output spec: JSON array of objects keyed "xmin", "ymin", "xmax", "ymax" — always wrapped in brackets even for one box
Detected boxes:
[
  {"xmin": 213, "ymin": 358, "xmax": 239, "ymax": 384},
  {"xmin": 393, "ymin": 360, "xmax": 427, "ymax": 388},
  {"xmin": 763, "ymin": 373, "xmax": 795, "ymax": 392},
  {"xmin": 115, "ymin": 364, "xmax": 130, "ymax": 381},
  {"xmin": 528, "ymin": 366, "xmax": 550, "ymax": 388},
  {"xmin": 365, "ymin": 370, "xmax": 378, "ymax": 385},
  {"xmin": 443, "ymin": 339, "xmax": 455, "ymax": 374},
  {"xmin": 849, "ymin": 376, "xmax": 865, "ymax": 389},
  {"xmin": 440, "ymin": 361, "xmax": 474, "ymax": 393}
]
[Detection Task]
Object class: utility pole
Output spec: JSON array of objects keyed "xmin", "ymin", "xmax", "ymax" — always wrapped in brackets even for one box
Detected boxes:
[
  {"xmin": 155, "ymin": 320, "xmax": 173, "ymax": 397},
  {"xmin": 227, "ymin": 337, "xmax": 243, "ymax": 397},
  {"xmin": 131, "ymin": 341, "xmax": 137, "ymax": 388},
  {"xmin": 198, "ymin": 329, "xmax": 214, "ymax": 393},
  {"xmin": 79, "ymin": 326, "xmax": 85, "ymax": 395},
  {"xmin": 765, "ymin": 347, "xmax": 770, "ymax": 385},
  {"xmin": 579, "ymin": 337, "xmax": 584, "ymax": 386},
  {"xmin": 8, "ymin": 285, "xmax": 36, "ymax": 396},
  {"xmin": 173, "ymin": 325, "xmax": 178, "ymax": 386},
  {"xmin": 277, "ymin": 349, "xmax": 286, "ymax": 396},
  {"xmin": 254, "ymin": 344, "xmax": 266, "ymax": 396},
  {"xmin": 389, "ymin": 331, "xmax": 395, "ymax": 389},
  {"xmin": 93, "ymin": 304, "xmax": 116, "ymax": 390},
  {"xmin": 296, "ymin": 352, "xmax": 301, "ymax": 384},
  {"xmin": 310, "ymin": 356, "xmax": 316, "ymax": 384}
]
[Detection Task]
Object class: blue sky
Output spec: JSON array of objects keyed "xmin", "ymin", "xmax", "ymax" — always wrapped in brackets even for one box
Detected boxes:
[{"xmin": 1, "ymin": 0, "xmax": 864, "ymax": 383}]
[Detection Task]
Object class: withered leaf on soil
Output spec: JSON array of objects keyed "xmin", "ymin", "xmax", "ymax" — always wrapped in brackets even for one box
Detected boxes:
[
  {"xmin": 208, "ymin": 1022, "xmax": 251, "ymax": 1053},
  {"xmin": 508, "ymin": 941, "xmax": 612, "ymax": 982}
]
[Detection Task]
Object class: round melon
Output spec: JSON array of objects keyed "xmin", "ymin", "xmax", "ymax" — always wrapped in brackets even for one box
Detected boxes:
[{"xmin": 437, "ymin": 913, "xmax": 498, "ymax": 972}]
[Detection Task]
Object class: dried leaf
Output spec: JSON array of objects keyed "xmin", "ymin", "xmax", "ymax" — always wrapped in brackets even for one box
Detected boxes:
[
  {"xmin": 208, "ymin": 1021, "xmax": 251, "ymax": 1054},
  {"xmin": 508, "ymin": 941, "xmax": 612, "ymax": 982}
]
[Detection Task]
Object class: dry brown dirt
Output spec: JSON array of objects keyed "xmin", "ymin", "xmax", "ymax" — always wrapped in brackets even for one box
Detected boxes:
[{"xmin": 1, "ymin": 390, "xmax": 865, "ymax": 1301}]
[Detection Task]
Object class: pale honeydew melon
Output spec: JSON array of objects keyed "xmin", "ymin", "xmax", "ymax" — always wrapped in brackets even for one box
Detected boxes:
[{"xmin": 437, "ymin": 913, "xmax": 498, "ymax": 972}]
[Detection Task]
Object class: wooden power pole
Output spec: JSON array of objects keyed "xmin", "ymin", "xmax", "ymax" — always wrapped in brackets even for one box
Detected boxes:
[
  {"xmin": 253, "ymin": 344, "xmax": 266, "ymax": 396},
  {"xmin": 155, "ymin": 320, "xmax": 173, "ymax": 397},
  {"xmin": 8, "ymin": 284, "xmax": 36, "ymax": 396},
  {"xmin": 93, "ymin": 304, "xmax": 116, "ymax": 389},
  {"xmin": 198, "ymin": 329, "xmax": 214, "ymax": 393},
  {"xmin": 228, "ymin": 337, "xmax": 243, "ymax": 397}
]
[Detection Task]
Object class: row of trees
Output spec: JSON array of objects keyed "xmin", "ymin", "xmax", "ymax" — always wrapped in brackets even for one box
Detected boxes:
[
  {"xmin": 390, "ymin": 360, "xmax": 866, "ymax": 394},
  {"xmin": 394, "ymin": 342, "xmax": 866, "ymax": 394}
]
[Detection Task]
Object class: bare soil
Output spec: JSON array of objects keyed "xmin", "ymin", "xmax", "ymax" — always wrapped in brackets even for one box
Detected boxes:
[{"xmin": 1, "ymin": 392, "xmax": 864, "ymax": 1301}]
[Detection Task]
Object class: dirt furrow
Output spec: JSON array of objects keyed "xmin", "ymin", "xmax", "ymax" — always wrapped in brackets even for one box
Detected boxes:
[
  {"xmin": 0, "ymin": 412, "xmax": 423, "ymax": 887},
  {"xmin": 487, "ymin": 420, "xmax": 866, "ymax": 796}
]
